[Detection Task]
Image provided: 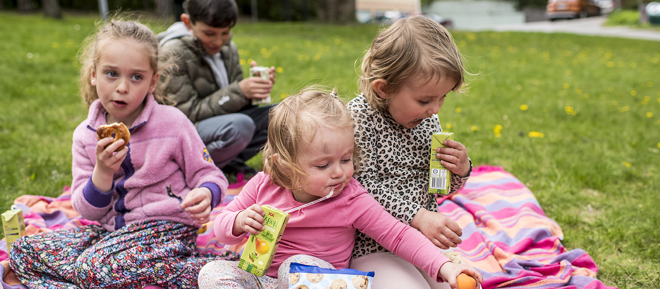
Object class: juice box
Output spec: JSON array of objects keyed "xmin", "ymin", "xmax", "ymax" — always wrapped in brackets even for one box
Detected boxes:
[
  {"xmin": 238, "ymin": 205, "xmax": 290, "ymax": 276},
  {"xmin": 428, "ymin": 132, "xmax": 453, "ymax": 195},
  {"xmin": 2, "ymin": 206, "xmax": 26, "ymax": 251},
  {"xmin": 249, "ymin": 66, "xmax": 271, "ymax": 105}
]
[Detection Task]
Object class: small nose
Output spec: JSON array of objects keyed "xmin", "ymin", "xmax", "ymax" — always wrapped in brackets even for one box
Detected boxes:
[
  {"xmin": 331, "ymin": 164, "xmax": 344, "ymax": 178},
  {"xmin": 428, "ymin": 103, "xmax": 440, "ymax": 115},
  {"xmin": 116, "ymin": 78, "xmax": 129, "ymax": 93}
]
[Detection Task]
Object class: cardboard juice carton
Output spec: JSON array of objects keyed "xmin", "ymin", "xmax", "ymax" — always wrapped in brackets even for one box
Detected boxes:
[
  {"xmin": 249, "ymin": 66, "xmax": 272, "ymax": 105},
  {"xmin": 428, "ymin": 132, "xmax": 453, "ymax": 195},
  {"xmin": 2, "ymin": 206, "xmax": 26, "ymax": 251},
  {"xmin": 239, "ymin": 205, "xmax": 290, "ymax": 276}
]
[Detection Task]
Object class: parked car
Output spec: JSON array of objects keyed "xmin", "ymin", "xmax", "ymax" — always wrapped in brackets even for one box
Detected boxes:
[
  {"xmin": 546, "ymin": 0, "xmax": 601, "ymax": 20},
  {"xmin": 422, "ymin": 12, "xmax": 454, "ymax": 28},
  {"xmin": 594, "ymin": 0, "xmax": 614, "ymax": 14}
]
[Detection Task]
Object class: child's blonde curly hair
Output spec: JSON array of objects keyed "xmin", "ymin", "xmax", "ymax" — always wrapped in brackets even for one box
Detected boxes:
[
  {"xmin": 78, "ymin": 20, "xmax": 172, "ymax": 107},
  {"xmin": 359, "ymin": 15, "xmax": 466, "ymax": 112},
  {"xmin": 262, "ymin": 86, "xmax": 359, "ymax": 191}
]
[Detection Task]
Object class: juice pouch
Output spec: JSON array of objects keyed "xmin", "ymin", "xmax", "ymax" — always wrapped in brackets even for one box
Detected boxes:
[
  {"xmin": 239, "ymin": 205, "xmax": 290, "ymax": 276},
  {"xmin": 428, "ymin": 132, "xmax": 453, "ymax": 195},
  {"xmin": 2, "ymin": 205, "xmax": 26, "ymax": 251}
]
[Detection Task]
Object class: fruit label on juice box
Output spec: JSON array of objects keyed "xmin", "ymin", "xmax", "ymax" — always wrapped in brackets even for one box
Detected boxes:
[
  {"xmin": 249, "ymin": 66, "xmax": 271, "ymax": 105},
  {"xmin": 239, "ymin": 205, "xmax": 290, "ymax": 277},
  {"xmin": 429, "ymin": 132, "xmax": 453, "ymax": 195}
]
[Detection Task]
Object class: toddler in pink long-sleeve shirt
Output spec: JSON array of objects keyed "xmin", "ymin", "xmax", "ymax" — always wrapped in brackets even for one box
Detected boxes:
[{"xmin": 198, "ymin": 87, "xmax": 482, "ymax": 289}]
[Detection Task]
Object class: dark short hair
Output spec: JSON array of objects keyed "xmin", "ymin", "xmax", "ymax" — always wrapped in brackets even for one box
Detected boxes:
[{"xmin": 185, "ymin": 0, "xmax": 238, "ymax": 28}]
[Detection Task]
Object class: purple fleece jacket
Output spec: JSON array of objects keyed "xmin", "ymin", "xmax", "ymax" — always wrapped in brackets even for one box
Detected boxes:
[{"xmin": 71, "ymin": 94, "xmax": 227, "ymax": 232}]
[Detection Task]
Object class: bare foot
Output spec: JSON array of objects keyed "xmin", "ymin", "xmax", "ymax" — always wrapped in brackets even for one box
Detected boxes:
[{"xmin": 1, "ymin": 260, "xmax": 22, "ymax": 285}]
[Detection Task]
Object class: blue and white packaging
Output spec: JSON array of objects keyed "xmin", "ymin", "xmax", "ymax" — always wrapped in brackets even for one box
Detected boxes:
[{"xmin": 288, "ymin": 263, "xmax": 374, "ymax": 289}]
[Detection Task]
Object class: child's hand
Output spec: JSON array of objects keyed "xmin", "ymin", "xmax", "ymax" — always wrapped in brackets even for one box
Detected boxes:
[
  {"xmin": 438, "ymin": 262, "xmax": 483, "ymax": 289},
  {"xmin": 92, "ymin": 137, "xmax": 127, "ymax": 192},
  {"xmin": 436, "ymin": 140, "xmax": 470, "ymax": 177},
  {"xmin": 181, "ymin": 187, "xmax": 212, "ymax": 224},
  {"xmin": 233, "ymin": 204, "xmax": 265, "ymax": 236},
  {"xmin": 411, "ymin": 208, "xmax": 462, "ymax": 249},
  {"xmin": 240, "ymin": 61, "xmax": 273, "ymax": 101},
  {"xmin": 251, "ymin": 60, "xmax": 276, "ymax": 85}
]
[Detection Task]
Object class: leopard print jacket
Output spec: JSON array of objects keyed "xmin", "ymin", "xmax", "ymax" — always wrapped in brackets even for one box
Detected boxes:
[{"xmin": 347, "ymin": 95, "xmax": 471, "ymax": 259}]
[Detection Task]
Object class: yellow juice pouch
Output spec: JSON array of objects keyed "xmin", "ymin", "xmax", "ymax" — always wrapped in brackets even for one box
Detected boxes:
[
  {"xmin": 239, "ymin": 205, "xmax": 290, "ymax": 276},
  {"xmin": 429, "ymin": 132, "xmax": 453, "ymax": 195},
  {"xmin": 2, "ymin": 205, "xmax": 26, "ymax": 251}
]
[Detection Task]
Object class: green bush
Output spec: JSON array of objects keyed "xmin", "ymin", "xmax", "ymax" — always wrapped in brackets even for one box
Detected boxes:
[{"xmin": 605, "ymin": 9, "xmax": 641, "ymax": 26}]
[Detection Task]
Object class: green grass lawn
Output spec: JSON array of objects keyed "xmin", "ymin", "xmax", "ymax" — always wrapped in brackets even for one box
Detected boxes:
[{"xmin": 1, "ymin": 12, "xmax": 659, "ymax": 288}]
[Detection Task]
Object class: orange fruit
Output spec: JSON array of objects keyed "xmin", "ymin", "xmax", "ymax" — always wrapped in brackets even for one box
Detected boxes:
[
  {"xmin": 457, "ymin": 273, "xmax": 477, "ymax": 289},
  {"xmin": 255, "ymin": 237, "xmax": 270, "ymax": 255}
]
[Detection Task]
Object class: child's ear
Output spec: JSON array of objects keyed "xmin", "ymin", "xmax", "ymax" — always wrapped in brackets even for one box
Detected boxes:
[
  {"xmin": 372, "ymin": 79, "xmax": 388, "ymax": 99},
  {"xmin": 181, "ymin": 14, "xmax": 192, "ymax": 30},
  {"xmin": 90, "ymin": 64, "xmax": 97, "ymax": 86},
  {"xmin": 272, "ymin": 154, "xmax": 279, "ymax": 166},
  {"xmin": 149, "ymin": 73, "xmax": 160, "ymax": 93}
]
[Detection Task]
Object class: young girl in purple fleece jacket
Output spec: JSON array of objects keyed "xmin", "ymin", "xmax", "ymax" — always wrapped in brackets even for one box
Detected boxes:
[{"xmin": 9, "ymin": 20, "xmax": 235, "ymax": 289}]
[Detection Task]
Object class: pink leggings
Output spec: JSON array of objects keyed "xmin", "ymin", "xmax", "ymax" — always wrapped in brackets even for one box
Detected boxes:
[{"xmin": 350, "ymin": 252, "xmax": 451, "ymax": 289}]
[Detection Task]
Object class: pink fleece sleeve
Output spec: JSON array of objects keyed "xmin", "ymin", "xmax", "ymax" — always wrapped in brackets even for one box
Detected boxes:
[
  {"xmin": 213, "ymin": 173, "xmax": 262, "ymax": 244},
  {"xmin": 174, "ymin": 112, "xmax": 228, "ymax": 203},
  {"xmin": 346, "ymin": 186, "xmax": 451, "ymax": 282}
]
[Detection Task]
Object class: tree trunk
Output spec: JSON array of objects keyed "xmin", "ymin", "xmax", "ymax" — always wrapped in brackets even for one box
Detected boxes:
[
  {"xmin": 337, "ymin": 0, "xmax": 355, "ymax": 24},
  {"xmin": 318, "ymin": 0, "xmax": 354, "ymax": 24},
  {"xmin": 156, "ymin": 0, "xmax": 172, "ymax": 20},
  {"xmin": 18, "ymin": 0, "xmax": 37, "ymax": 13},
  {"xmin": 43, "ymin": 0, "xmax": 62, "ymax": 19}
]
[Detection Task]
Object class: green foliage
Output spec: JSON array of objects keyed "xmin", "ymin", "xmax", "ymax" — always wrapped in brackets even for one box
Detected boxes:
[
  {"xmin": 234, "ymin": 0, "xmax": 317, "ymax": 21},
  {"xmin": 1, "ymin": 12, "xmax": 660, "ymax": 288},
  {"xmin": 606, "ymin": 9, "xmax": 641, "ymax": 26}
]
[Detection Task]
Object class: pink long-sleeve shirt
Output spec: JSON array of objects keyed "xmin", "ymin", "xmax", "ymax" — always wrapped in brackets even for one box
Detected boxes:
[{"xmin": 214, "ymin": 172, "xmax": 451, "ymax": 278}]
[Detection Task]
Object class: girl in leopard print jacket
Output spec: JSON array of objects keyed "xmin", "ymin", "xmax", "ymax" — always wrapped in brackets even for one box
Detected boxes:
[{"xmin": 348, "ymin": 15, "xmax": 476, "ymax": 289}]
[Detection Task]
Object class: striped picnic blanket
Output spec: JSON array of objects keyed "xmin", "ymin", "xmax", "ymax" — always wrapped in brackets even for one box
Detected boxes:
[{"xmin": 1, "ymin": 165, "xmax": 616, "ymax": 289}]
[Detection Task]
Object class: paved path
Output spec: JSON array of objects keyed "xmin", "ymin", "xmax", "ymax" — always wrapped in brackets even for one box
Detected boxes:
[{"xmin": 469, "ymin": 16, "xmax": 660, "ymax": 41}]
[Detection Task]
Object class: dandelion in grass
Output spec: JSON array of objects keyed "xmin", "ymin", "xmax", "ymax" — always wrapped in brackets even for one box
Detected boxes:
[
  {"xmin": 608, "ymin": 87, "xmax": 614, "ymax": 92},
  {"xmin": 647, "ymin": 112, "xmax": 653, "ymax": 118},
  {"xmin": 641, "ymin": 96, "xmax": 650, "ymax": 105},
  {"xmin": 658, "ymin": 142, "xmax": 660, "ymax": 148},
  {"xmin": 648, "ymin": 82, "xmax": 654, "ymax": 87},
  {"xmin": 494, "ymin": 125, "xmax": 502, "ymax": 138},
  {"xmin": 631, "ymin": 63, "xmax": 637, "ymax": 68},
  {"xmin": 631, "ymin": 90, "xmax": 637, "ymax": 96},
  {"xmin": 248, "ymin": 58, "xmax": 254, "ymax": 64},
  {"xmin": 605, "ymin": 52, "xmax": 612, "ymax": 59},
  {"xmin": 280, "ymin": 94, "xmax": 286, "ymax": 99},
  {"xmin": 466, "ymin": 33, "xmax": 476, "ymax": 41},
  {"xmin": 520, "ymin": 104, "xmax": 528, "ymax": 111},
  {"xmin": 314, "ymin": 53, "xmax": 322, "ymax": 61},
  {"xmin": 563, "ymin": 83, "xmax": 570, "ymax": 89},
  {"xmin": 445, "ymin": 123, "xmax": 452, "ymax": 129},
  {"xmin": 529, "ymin": 131, "xmax": 544, "ymax": 138},
  {"xmin": 276, "ymin": 67, "xmax": 283, "ymax": 73},
  {"xmin": 240, "ymin": 59, "xmax": 246, "ymax": 65},
  {"xmin": 607, "ymin": 61, "xmax": 614, "ymax": 67},
  {"xmin": 619, "ymin": 106, "xmax": 630, "ymax": 112},
  {"xmin": 576, "ymin": 88, "xmax": 582, "ymax": 95},
  {"xmin": 623, "ymin": 161, "xmax": 631, "ymax": 168},
  {"xmin": 455, "ymin": 107, "xmax": 462, "ymax": 113},
  {"xmin": 471, "ymin": 126, "xmax": 479, "ymax": 132},
  {"xmin": 565, "ymin": 106, "xmax": 577, "ymax": 115},
  {"xmin": 52, "ymin": 42, "xmax": 59, "ymax": 48},
  {"xmin": 584, "ymin": 93, "xmax": 589, "ymax": 99},
  {"xmin": 565, "ymin": 69, "xmax": 572, "ymax": 75},
  {"xmin": 334, "ymin": 38, "xmax": 341, "ymax": 45}
]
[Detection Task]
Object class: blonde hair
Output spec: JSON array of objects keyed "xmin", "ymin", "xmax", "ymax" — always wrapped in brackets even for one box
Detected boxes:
[
  {"xmin": 79, "ymin": 20, "xmax": 170, "ymax": 107},
  {"xmin": 360, "ymin": 15, "xmax": 465, "ymax": 112},
  {"xmin": 262, "ymin": 86, "xmax": 359, "ymax": 191}
]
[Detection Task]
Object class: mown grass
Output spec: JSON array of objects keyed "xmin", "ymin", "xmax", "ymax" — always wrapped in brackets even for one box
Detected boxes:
[{"xmin": 1, "ymin": 12, "xmax": 659, "ymax": 288}]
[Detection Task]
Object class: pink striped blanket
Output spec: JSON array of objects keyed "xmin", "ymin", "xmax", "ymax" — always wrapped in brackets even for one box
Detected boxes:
[{"xmin": 0, "ymin": 166, "xmax": 616, "ymax": 289}]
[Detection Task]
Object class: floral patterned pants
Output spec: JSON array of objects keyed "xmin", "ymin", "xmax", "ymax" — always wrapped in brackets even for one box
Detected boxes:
[
  {"xmin": 198, "ymin": 254, "xmax": 334, "ymax": 289},
  {"xmin": 9, "ymin": 220, "xmax": 239, "ymax": 289}
]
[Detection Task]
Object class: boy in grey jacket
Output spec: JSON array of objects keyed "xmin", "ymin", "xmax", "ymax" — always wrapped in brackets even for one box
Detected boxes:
[{"xmin": 157, "ymin": 0, "xmax": 275, "ymax": 177}]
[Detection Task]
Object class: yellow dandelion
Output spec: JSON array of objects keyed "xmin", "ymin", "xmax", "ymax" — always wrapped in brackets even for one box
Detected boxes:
[
  {"xmin": 658, "ymin": 142, "xmax": 660, "ymax": 148},
  {"xmin": 608, "ymin": 87, "xmax": 614, "ymax": 92},
  {"xmin": 260, "ymin": 48, "xmax": 268, "ymax": 55},
  {"xmin": 623, "ymin": 161, "xmax": 631, "ymax": 168},
  {"xmin": 619, "ymin": 106, "xmax": 630, "ymax": 112},
  {"xmin": 563, "ymin": 83, "xmax": 570, "ymax": 89},
  {"xmin": 446, "ymin": 123, "xmax": 452, "ymax": 129},
  {"xmin": 276, "ymin": 67, "xmax": 283, "ymax": 73},
  {"xmin": 493, "ymin": 124, "xmax": 502, "ymax": 138},
  {"xmin": 455, "ymin": 107, "xmax": 462, "ymax": 113},
  {"xmin": 647, "ymin": 112, "xmax": 653, "ymax": 118},
  {"xmin": 529, "ymin": 131, "xmax": 544, "ymax": 138},
  {"xmin": 520, "ymin": 104, "xmax": 528, "ymax": 111},
  {"xmin": 604, "ymin": 52, "xmax": 612, "ymax": 59},
  {"xmin": 575, "ymin": 89, "xmax": 582, "ymax": 95},
  {"xmin": 280, "ymin": 93, "xmax": 286, "ymax": 98},
  {"xmin": 471, "ymin": 126, "xmax": 479, "ymax": 132},
  {"xmin": 466, "ymin": 33, "xmax": 476, "ymax": 41},
  {"xmin": 612, "ymin": 101, "xmax": 618, "ymax": 106},
  {"xmin": 607, "ymin": 61, "xmax": 614, "ymax": 67},
  {"xmin": 240, "ymin": 59, "xmax": 246, "ymax": 65},
  {"xmin": 334, "ymin": 38, "xmax": 341, "ymax": 45},
  {"xmin": 584, "ymin": 93, "xmax": 590, "ymax": 98},
  {"xmin": 658, "ymin": 96, "xmax": 660, "ymax": 103},
  {"xmin": 648, "ymin": 82, "xmax": 654, "ymax": 87},
  {"xmin": 565, "ymin": 106, "xmax": 576, "ymax": 115},
  {"xmin": 247, "ymin": 58, "xmax": 254, "ymax": 64},
  {"xmin": 565, "ymin": 69, "xmax": 572, "ymax": 75},
  {"xmin": 631, "ymin": 90, "xmax": 637, "ymax": 96},
  {"xmin": 52, "ymin": 42, "xmax": 59, "ymax": 48},
  {"xmin": 314, "ymin": 53, "xmax": 322, "ymax": 61},
  {"xmin": 631, "ymin": 63, "xmax": 637, "ymax": 68}
]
